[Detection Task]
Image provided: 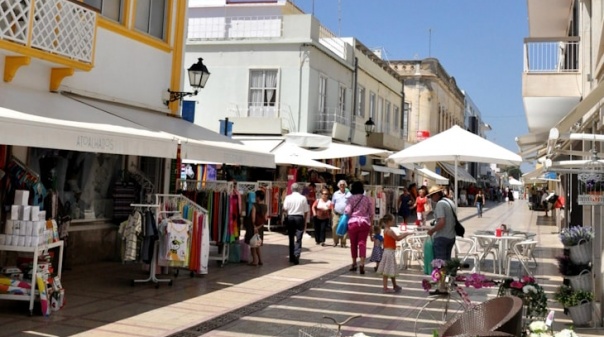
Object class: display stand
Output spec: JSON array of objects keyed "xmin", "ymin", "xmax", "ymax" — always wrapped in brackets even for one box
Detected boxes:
[
  {"xmin": 0, "ymin": 240, "xmax": 64, "ymax": 315},
  {"xmin": 129, "ymin": 203, "xmax": 172, "ymax": 288},
  {"xmin": 155, "ymin": 194, "xmax": 209, "ymax": 275}
]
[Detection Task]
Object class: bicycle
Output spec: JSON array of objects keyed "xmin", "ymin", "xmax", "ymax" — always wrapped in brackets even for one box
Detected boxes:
[
  {"xmin": 414, "ymin": 288, "xmax": 468, "ymax": 336},
  {"xmin": 414, "ymin": 273, "xmax": 498, "ymax": 337},
  {"xmin": 298, "ymin": 314, "xmax": 366, "ymax": 337}
]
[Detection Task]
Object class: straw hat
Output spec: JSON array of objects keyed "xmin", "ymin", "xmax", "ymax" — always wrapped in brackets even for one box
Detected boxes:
[{"xmin": 426, "ymin": 185, "xmax": 445, "ymax": 197}]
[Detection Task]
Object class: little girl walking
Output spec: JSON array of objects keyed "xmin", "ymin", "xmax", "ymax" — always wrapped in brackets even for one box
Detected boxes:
[
  {"xmin": 377, "ymin": 214, "xmax": 413, "ymax": 293},
  {"xmin": 369, "ymin": 225, "xmax": 384, "ymax": 272}
]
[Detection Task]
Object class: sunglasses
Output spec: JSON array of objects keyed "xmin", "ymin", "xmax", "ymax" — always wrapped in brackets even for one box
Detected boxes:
[{"xmin": 322, "ymin": 193, "xmax": 329, "ymax": 195}]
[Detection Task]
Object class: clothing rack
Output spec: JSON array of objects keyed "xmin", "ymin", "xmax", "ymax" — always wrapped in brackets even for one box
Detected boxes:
[
  {"xmin": 129, "ymin": 203, "xmax": 173, "ymax": 288},
  {"xmin": 155, "ymin": 194, "xmax": 214, "ymax": 273}
]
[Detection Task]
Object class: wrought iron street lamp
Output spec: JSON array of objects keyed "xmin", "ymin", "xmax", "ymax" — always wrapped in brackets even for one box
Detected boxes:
[
  {"xmin": 365, "ymin": 117, "xmax": 375, "ymax": 136},
  {"xmin": 166, "ymin": 58, "xmax": 211, "ymax": 103}
]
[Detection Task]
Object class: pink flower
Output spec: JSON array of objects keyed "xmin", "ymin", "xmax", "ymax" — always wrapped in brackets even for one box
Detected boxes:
[
  {"xmin": 510, "ymin": 281, "xmax": 524, "ymax": 289},
  {"xmin": 422, "ymin": 279, "xmax": 432, "ymax": 291},
  {"xmin": 522, "ymin": 276, "xmax": 535, "ymax": 284},
  {"xmin": 431, "ymin": 269, "xmax": 442, "ymax": 282}
]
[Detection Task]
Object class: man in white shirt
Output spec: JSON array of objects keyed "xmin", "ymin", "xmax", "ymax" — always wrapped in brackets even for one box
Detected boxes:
[
  {"xmin": 283, "ymin": 183, "xmax": 309, "ymax": 265},
  {"xmin": 331, "ymin": 180, "xmax": 351, "ymax": 248}
]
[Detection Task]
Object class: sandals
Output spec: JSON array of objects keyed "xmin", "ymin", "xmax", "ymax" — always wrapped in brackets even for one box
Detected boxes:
[
  {"xmin": 394, "ymin": 286, "xmax": 402, "ymax": 293},
  {"xmin": 383, "ymin": 288, "xmax": 395, "ymax": 293},
  {"xmin": 359, "ymin": 266, "xmax": 365, "ymax": 275},
  {"xmin": 349, "ymin": 265, "xmax": 357, "ymax": 272}
]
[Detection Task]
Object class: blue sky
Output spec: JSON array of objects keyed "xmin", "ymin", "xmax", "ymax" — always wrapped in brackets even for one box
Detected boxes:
[{"xmin": 293, "ymin": 0, "xmax": 531, "ymax": 173}]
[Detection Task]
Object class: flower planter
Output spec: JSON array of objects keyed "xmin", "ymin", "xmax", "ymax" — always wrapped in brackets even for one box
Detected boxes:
[
  {"xmin": 567, "ymin": 240, "xmax": 592, "ymax": 264},
  {"xmin": 566, "ymin": 270, "xmax": 592, "ymax": 291},
  {"xmin": 567, "ymin": 300, "xmax": 592, "ymax": 326}
]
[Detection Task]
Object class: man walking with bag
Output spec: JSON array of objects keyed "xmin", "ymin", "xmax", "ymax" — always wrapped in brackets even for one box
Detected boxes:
[
  {"xmin": 331, "ymin": 180, "xmax": 351, "ymax": 248},
  {"xmin": 426, "ymin": 185, "xmax": 457, "ymax": 261},
  {"xmin": 283, "ymin": 183, "xmax": 309, "ymax": 265}
]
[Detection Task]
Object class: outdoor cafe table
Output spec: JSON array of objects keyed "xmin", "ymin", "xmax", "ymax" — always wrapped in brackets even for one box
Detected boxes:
[{"xmin": 472, "ymin": 231, "xmax": 535, "ymax": 275}]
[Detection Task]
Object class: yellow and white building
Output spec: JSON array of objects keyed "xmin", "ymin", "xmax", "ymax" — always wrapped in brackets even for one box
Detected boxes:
[{"xmin": 0, "ymin": 0, "xmax": 272, "ymax": 264}]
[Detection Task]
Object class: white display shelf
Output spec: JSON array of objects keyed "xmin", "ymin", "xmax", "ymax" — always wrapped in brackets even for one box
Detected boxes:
[{"xmin": 0, "ymin": 240, "xmax": 63, "ymax": 315}]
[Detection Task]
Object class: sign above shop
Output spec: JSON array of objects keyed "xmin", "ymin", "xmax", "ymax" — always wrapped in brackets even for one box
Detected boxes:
[{"xmin": 416, "ymin": 130, "xmax": 430, "ymax": 141}]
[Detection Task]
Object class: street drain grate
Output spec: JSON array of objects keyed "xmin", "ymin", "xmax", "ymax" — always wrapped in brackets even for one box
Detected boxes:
[{"xmin": 167, "ymin": 266, "xmax": 349, "ymax": 337}]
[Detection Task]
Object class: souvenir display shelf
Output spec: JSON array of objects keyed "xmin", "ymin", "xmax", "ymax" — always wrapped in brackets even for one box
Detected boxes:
[{"xmin": 0, "ymin": 240, "xmax": 63, "ymax": 315}]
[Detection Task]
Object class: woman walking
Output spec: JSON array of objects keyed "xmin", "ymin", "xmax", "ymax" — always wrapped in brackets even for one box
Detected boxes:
[
  {"xmin": 475, "ymin": 189, "xmax": 485, "ymax": 218},
  {"xmin": 345, "ymin": 181, "xmax": 374, "ymax": 274},
  {"xmin": 244, "ymin": 190, "xmax": 268, "ymax": 266},
  {"xmin": 413, "ymin": 188, "xmax": 428, "ymax": 226},
  {"xmin": 312, "ymin": 188, "xmax": 332, "ymax": 246}
]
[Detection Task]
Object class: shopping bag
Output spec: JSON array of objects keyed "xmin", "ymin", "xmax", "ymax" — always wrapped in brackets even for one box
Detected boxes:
[
  {"xmin": 423, "ymin": 237, "xmax": 434, "ymax": 275},
  {"xmin": 250, "ymin": 234, "xmax": 262, "ymax": 248},
  {"xmin": 240, "ymin": 241, "xmax": 250, "ymax": 263},
  {"xmin": 336, "ymin": 214, "xmax": 349, "ymax": 236}
]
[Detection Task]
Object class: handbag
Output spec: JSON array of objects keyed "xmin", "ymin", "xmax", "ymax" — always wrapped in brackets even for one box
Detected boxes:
[
  {"xmin": 444, "ymin": 199, "xmax": 465, "ymax": 237},
  {"xmin": 336, "ymin": 213, "xmax": 350, "ymax": 236},
  {"xmin": 250, "ymin": 233, "xmax": 262, "ymax": 248},
  {"xmin": 335, "ymin": 196, "xmax": 365, "ymax": 236},
  {"xmin": 424, "ymin": 200, "xmax": 432, "ymax": 214}
]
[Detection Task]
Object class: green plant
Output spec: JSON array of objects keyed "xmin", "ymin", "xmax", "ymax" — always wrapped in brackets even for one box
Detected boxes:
[{"xmin": 554, "ymin": 285, "xmax": 594, "ymax": 308}]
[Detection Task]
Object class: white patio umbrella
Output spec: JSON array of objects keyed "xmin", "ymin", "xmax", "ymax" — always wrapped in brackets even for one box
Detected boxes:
[
  {"xmin": 273, "ymin": 142, "xmax": 340, "ymax": 170},
  {"xmin": 508, "ymin": 177, "xmax": 524, "ymax": 186},
  {"xmin": 388, "ymin": 125, "xmax": 523, "ymax": 205}
]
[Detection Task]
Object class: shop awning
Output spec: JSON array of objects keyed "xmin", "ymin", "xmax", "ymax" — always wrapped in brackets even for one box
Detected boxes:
[
  {"xmin": 65, "ymin": 93, "xmax": 275, "ymax": 168},
  {"xmin": 417, "ymin": 168, "xmax": 449, "ymax": 185},
  {"xmin": 372, "ymin": 165, "xmax": 406, "ymax": 176},
  {"xmin": 181, "ymin": 139, "xmax": 275, "ymax": 169},
  {"xmin": 0, "ymin": 85, "xmax": 177, "ymax": 158},
  {"xmin": 439, "ymin": 162, "xmax": 477, "ymax": 183},
  {"xmin": 67, "ymin": 94, "xmax": 243, "ymax": 144}
]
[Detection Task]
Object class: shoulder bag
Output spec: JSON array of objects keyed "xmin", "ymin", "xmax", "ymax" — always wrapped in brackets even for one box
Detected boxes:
[
  {"xmin": 336, "ymin": 196, "xmax": 364, "ymax": 236},
  {"xmin": 444, "ymin": 199, "xmax": 465, "ymax": 237}
]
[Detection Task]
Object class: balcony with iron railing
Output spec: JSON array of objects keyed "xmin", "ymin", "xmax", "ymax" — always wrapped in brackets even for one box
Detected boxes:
[
  {"xmin": 315, "ymin": 107, "xmax": 350, "ymax": 134},
  {"xmin": 522, "ymin": 37, "xmax": 582, "ymax": 132},
  {"xmin": 0, "ymin": 0, "xmax": 96, "ymax": 66},
  {"xmin": 187, "ymin": 14, "xmax": 352, "ymax": 62}
]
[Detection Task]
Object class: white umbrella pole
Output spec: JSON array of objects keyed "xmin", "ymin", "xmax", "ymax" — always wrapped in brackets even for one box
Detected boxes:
[{"xmin": 454, "ymin": 157, "xmax": 458, "ymax": 207}]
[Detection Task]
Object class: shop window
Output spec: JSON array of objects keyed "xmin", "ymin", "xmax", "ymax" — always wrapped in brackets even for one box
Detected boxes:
[
  {"xmin": 83, "ymin": 0, "xmax": 124, "ymax": 23},
  {"xmin": 28, "ymin": 149, "xmax": 121, "ymax": 221},
  {"xmin": 134, "ymin": 0, "xmax": 167, "ymax": 40}
]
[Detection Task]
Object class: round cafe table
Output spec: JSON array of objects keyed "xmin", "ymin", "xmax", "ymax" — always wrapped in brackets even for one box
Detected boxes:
[{"xmin": 472, "ymin": 233, "xmax": 526, "ymax": 274}]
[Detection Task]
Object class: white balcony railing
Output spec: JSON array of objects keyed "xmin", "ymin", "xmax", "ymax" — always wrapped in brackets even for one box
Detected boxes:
[
  {"xmin": 188, "ymin": 16, "xmax": 283, "ymax": 40},
  {"xmin": 228, "ymin": 103, "xmax": 295, "ymax": 131},
  {"xmin": 315, "ymin": 107, "xmax": 350, "ymax": 133},
  {"xmin": 0, "ymin": 0, "xmax": 96, "ymax": 63},
  {"xmin": 318, "ymin": 24, "xmax": 348, "ymax": 60},
  {"xmin": 524, "ymin": 37, "xmax": 580, "ymax": 73}
]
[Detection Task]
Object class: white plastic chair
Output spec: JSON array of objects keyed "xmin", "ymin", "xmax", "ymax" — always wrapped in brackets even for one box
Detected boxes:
[
  {"xmin": 454, "ymin": 237, "xmax": 481, "ymax": 272},
  {"xmin": 506, "ymin": 240, "xmax": 538, "ymax": 277},
  {"xmin": 398, "ymin": 234, "xmax": 426, "ymax": 270},
  {"xmin": 475, "ymin": 236, "xmax": 499, "ymax": 273}
]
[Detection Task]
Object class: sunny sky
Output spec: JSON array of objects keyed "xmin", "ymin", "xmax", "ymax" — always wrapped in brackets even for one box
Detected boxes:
[{"xmin": 292, "ymin": 0, "xmax": 532, "ymax": 173}]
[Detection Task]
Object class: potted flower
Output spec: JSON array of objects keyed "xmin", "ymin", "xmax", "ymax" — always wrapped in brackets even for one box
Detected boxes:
[
  {"xmin": 497, "ymin": 276, "xmax": 548, "ymax": 321},
  {"xmin": 554, "ymin": 285, "xmax": 594, "ymax": 326},
  {"xmin": 526, "ymin": 320, "xmax": 580, "ymax": 337},
  {"xmin": 556, "ymin": 255, "xmax": 592, "ymax": 291},
  {"xmin": 559, "ymin": 226, "xmax": 593, "ymax": 264}
]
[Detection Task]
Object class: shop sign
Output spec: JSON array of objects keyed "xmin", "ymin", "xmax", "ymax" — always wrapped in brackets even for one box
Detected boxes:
[{"xmin": 76, "ymin": 135, "xmax": 115, "ymax": 151}]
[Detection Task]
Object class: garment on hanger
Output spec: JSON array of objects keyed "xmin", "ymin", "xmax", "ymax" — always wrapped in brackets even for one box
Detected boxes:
[
  {"xmin": 118, "ymin": 211, "xmax": 142, "ymax": 262},
  {"xmin": 140, "ymin": 209, "xmax": 158, "ymax": 264}
]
